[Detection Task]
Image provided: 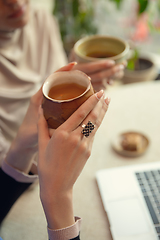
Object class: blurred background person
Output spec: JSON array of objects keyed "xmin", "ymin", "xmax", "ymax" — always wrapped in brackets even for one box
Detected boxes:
[{"xmin": 0, "ymin": 0, "xmax": 125, "ymax": 166}]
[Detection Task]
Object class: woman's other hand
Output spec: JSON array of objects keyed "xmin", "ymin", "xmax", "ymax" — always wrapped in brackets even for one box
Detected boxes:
[
  {"xmin": 69, "ymin": 50, "xmax": 126, "ymax": 91},
  {"xmin": 73, "ymin": 60, "xmax": 126, "ymax": 91},
  {"xmin": 5, "ymin": 62, "xmax": 76, "ymax": 173}
]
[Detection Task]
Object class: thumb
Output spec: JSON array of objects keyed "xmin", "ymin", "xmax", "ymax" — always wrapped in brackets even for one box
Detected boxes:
[{"xmin": 56, "ymin": 62, "xmax": 77, "ymax": 72}]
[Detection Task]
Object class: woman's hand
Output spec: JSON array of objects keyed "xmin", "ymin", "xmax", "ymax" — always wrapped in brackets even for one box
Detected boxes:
[
  {"xmin": 5, "ymin": 62, "xmax": 77, "ymax": 173},
  {"xmin": 73, "ymin": 60, "xmax": 126, "ymax": 91},
  {"xmin": 4, "ymin": 86, "xmax": 43, "ymax": 173},
  {"xmin": 37, "ymin": 89, "xmax": 110, "ymax": 230},
  {"xmin": 69, "ymin": 50, "xmax": 126, "ymax": 91}
]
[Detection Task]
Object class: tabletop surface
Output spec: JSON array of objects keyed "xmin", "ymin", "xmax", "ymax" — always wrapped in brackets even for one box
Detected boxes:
[{"xmin": 1, "ymin": 80, "xmax": 160, "ymax": 240}]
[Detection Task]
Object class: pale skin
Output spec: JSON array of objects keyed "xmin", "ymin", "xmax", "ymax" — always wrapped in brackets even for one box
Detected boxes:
[
  {"xmin": 37, "ymin": 79, "xmax": 110, "ymax": 230},
  {"xmin": 73, "ymin": 59, "xmax": 125, "ymax": 91},
  {"xmin": 5, "ymin": 63, "xmax": 111, "ymax": 230},
  {"xmin": 0, "ymin": 0, "xmax": 126, "ymax": 91},
  {"xmin": 0, "ymin": 0, "xmax": 30, "ymax": 31},
  {"xmin": 69, "ymin": 51, "xmax": 126, "ymax": 91}
]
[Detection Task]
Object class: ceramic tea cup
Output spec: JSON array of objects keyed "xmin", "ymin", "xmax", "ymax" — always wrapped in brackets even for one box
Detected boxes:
[
  {"xmin": 42, "ymin": 70, "xmax": 94, "ymax": 129},
  {"xmin": 74, "ymin": 35, "xmax": 129, "ymax": 63}
]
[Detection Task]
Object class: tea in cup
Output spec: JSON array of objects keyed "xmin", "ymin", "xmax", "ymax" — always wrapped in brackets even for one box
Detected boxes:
[
  {"xmin": 42, "ymin": 70, "xmax": 94, "ymax": 129},
  {"xmin": 74, "ymin": 35, "xmax": 129, "ymax": 63}
]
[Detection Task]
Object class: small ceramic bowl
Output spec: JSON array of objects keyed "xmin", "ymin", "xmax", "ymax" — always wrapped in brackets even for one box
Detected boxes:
[
  {"xmin": 74, "ymin": 35, "xmax": 130, "ymax": 63},
  {"xmin": 122, "ymin": 57, "xmax": 158, "ymax": 84}
]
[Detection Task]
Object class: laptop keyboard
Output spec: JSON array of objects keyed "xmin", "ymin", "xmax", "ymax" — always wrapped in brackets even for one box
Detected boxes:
[{"xmin": 136, "ymin": 170, "xmax": 160, "ymax": 239}]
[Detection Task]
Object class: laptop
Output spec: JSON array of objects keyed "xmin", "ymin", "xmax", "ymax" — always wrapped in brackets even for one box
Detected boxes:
[{"xmin": 96, "ymin": 161, "xmax": 160, "ymax": 240}]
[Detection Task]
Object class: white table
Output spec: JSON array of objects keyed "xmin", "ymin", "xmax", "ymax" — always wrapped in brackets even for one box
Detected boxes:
[
  {"xmin": 1, "ymin": 81, "xmax": 160, "ymax": 240},
  {"xmin": 73, "ymin": 80, "xmax": 160, "ymax": 240}
]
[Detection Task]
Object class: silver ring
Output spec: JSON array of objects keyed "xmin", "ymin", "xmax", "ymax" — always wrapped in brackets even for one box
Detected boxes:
[{"xmin": 81, "ymin": 121, "xmax": 95, "ymax": 137}]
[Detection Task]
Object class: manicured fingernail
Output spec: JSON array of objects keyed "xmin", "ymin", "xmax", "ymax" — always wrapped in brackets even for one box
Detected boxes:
[
  {"xmin": 95, "ymin": 90, "xmax": 104, "ymax": 100},
  {"xmin": 109, "ymin": 79, "xmax": 114, "ymax": 85},
  {"xmin": 106, "ymin": 60, "xmax": 115, "ymax": 66},
  {"xmin": 118, "ymin": 64, "xmax": 125, "ymax": 70},
  {"xmin": 105, "ymin": 97, "xmax": 111, "ymax": 105},
  {"xmin": 70, "ymin": 61, "xmax": 77, "ymax": 66}
]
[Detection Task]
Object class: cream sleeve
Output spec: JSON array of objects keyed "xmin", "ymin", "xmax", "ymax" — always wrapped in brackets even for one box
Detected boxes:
[
  {"xmin": 1, "ymin": 160, "xmax": 38, "ymax": 183},
  {"xmin": 48, "ymin": 216, "xmax": 82, "ymax": 240}
]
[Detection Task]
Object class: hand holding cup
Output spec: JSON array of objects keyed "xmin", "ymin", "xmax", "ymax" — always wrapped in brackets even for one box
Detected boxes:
[
  {"xmin": 72, "ymin": 35, "xmax": 129, "ymax": 90},
  {"xmin": 42, "ymin": 69, "xmax": 94, "ymax": 129}
]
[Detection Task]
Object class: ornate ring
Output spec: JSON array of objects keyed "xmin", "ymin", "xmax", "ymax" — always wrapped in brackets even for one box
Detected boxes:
[{"xmin": 81, "ymin": 121, "xmax": 95, "ymax": 137}]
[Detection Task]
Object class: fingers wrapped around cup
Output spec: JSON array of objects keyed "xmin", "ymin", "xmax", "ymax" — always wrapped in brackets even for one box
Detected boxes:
[{"xmin": 42, "ymin": 70, "xmax": 94, "ymax": 129}]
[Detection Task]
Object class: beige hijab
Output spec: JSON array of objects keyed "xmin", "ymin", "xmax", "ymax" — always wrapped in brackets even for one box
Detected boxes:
[{"xmin": 0, "ymin": 7, "xmax": 67, "ymax": 163}]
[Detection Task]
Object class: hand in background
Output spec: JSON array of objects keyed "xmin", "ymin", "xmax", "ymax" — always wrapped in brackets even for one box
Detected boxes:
[
  {"xmin": 69, "ymin": 50, "xmax": 126, "ymax": 91},
  {"xmin": 37, "ymin": 89, "xmax": 111, "ymax": 230}
]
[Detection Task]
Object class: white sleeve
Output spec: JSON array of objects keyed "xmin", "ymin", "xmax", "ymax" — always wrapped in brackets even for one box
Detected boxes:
[{"xmin": 1, "ymin": 160, "xmax": 38, "ymax": 183}]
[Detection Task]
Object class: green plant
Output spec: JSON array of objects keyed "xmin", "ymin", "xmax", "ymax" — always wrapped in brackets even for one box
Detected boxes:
[
  {"xmin": 53, "ymin": 0, "xmax": 160, "ymax": 56},
  {"xmin": 53, "ymin": 0, "xmax": 97, "ymax": 54},
  {"xmin": 110, "ymin": 0, "xmax": 149, "ymax": 15},
  {"xmin": 127, "ymin": 49, "xmax": 139, "ymax": 70},
  {"xmin": 110, "ymin": 0, "xmax": 160, "ymax": 70},
  {"xmin": 111, "ymin": 0, "xmax": 160, "ymax": 27}
]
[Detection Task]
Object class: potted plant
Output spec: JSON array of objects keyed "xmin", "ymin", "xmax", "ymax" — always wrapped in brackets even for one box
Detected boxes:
[
  {"xmin": 53, "ymin": 0, "xmax": 159, "ymax": 83},
  {"xmin": 110, "ymin": 0, "xmax": 159, "ymax": 83},
  {"xmin": 122, "ymin": 48, "xmax": 158, "ymax": 84}
]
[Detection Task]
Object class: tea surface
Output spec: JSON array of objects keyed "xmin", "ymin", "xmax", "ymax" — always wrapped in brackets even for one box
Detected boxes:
[
  {"xmin": 86, "ymin": 51, "xmax": 116, "ymax": 58},
  {"xmin": 48, "ymin": 83, "xmax": 86, "ymax": 100}
]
